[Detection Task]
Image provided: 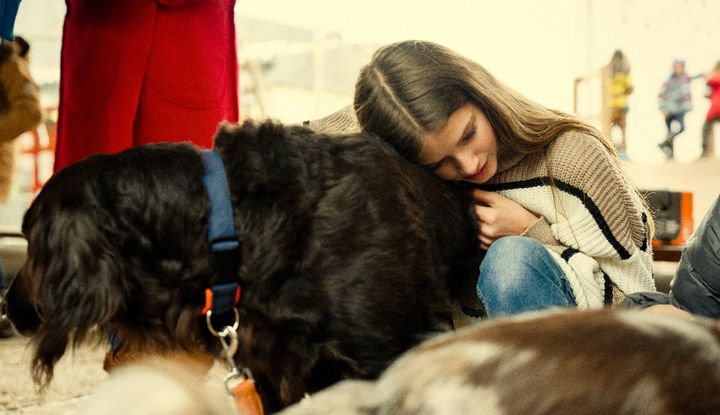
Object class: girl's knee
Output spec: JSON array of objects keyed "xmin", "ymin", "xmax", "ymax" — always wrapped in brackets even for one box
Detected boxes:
[
  {"xmin": 484, "ymin": 236, "xmax": 544, "ymax": 267},
  {"xmin": 476, "ymin": 237, "xmax": 574, "ymax": 316},
  {"xmin": 478, "ymin": 237, "xmax": 545, "ymax": 293}
]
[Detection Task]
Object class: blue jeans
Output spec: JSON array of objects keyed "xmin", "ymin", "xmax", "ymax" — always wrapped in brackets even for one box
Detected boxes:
[{"xmin": 476, "ymin": 236, "xmax": 576, "ymax": 317}]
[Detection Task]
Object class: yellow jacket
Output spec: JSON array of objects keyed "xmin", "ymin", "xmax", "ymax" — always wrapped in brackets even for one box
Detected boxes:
[{"xmin": 610, "ymin": 72, "xmax": 633, "ymax": 110}]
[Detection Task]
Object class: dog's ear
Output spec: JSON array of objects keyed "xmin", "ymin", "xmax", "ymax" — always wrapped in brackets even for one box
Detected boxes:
[{"xmin": 28, "ymin": 204, "xmax": 127, "ymax": 386}]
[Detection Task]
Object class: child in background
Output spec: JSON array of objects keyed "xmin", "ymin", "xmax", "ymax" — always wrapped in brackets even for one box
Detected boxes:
[{"xmin": 701, "ymin": 61, "xmax": 720, "ymax": 158}]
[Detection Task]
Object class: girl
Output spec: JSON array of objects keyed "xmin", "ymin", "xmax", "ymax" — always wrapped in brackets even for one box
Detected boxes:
[
  {"xmin": 607, "ymin": 49, "xmax": 633, "ymax": 152},
  {"xmin": 352, "ymin": 40, "xmax": 655, "ymax": 317}
]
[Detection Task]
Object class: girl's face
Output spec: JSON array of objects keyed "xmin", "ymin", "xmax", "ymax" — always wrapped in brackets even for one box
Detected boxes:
[{"xmin": 419, "ymin": 102, "xmax": 498, "ymax": 183}]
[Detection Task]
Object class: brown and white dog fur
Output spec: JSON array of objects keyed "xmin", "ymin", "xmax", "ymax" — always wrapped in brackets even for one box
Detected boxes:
[{"xmin": 278, "ymin": 309, "xmax": 720, "ymax": 415}]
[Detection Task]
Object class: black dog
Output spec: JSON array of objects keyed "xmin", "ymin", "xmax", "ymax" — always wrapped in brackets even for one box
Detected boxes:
[{"xmin": 4, "ymin": 121, "xmax": 480, "ymax": 412}]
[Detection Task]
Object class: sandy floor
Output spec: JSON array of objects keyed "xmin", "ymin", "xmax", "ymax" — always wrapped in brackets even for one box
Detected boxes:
[
  {"xmin": 0, "ymin": 337, "xmax": 107, "ymax": 414},
  {"xmin": 0, "ymin": 336, "xmax": 234, "ymax": 414}
]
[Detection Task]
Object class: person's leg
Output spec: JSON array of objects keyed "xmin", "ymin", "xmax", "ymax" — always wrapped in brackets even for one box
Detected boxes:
[
  {"xmin": 702, "ymin": 120, "xmax": 711, "ymax": 156},
  {"xmin": 702, "ymin": 117, "xmax": 719, "ymax": 157},
  {"xmin": 660, "ymin": 114, "xmax": 677, "ymax": 158},
  {"xmin": 669, "ymin": 195, "xmax": 720, "ymax": 318},
  {"xmin": 618, "ymin": 109, "xmax": 627, "ymax": 150},
  {"xmin": 665, "ymin": 114, "xmax": 674, "ymax": 134},
  {"xmin": 476, "ymin": 236, "xmax": 576, "ymax": 318},
  {"xmin": 675, "ymin": 112, "xmax": 686, "ymax": 137}
]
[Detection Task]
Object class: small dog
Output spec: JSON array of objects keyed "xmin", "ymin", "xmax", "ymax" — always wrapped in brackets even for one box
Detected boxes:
[
  {"xmin": 4, "ymin": 121, "xmax": 481, "ymax": 412},
  {"xmin": 278, "ymin": 309, "xmax": 720, "ymax": 415}
]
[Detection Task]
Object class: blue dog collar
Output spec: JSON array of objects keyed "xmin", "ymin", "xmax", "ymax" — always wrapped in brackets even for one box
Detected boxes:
[{"xmin": 201, "ymin": 150, "xmax": 241, "ymax": 316}]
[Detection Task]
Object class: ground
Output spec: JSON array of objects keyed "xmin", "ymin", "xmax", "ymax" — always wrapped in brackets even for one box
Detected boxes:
[{"xmin": 0, "ymin": 337, "xmax": 106, "ymax": 414}]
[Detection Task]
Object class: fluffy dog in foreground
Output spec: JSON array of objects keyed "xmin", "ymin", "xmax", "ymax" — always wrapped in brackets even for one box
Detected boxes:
[
  {"xmin": 3, "ymin": 121, "xmax": 480, "ymax": 412},
  {"xmin": 279, "ymin": 309, "xmax": 720, "ymax": 415}
]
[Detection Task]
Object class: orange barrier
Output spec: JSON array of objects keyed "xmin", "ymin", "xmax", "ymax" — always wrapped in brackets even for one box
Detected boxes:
[
  {"xmin": 641, "ymin": 190, "xmax": 693, "ymax": 263},
  {"xmin": 647, "ymin": 191, "xmax": 694, "ymax": 247},
  {"xmin": 20, "ymin": 107, "xmax": 57, "ymax": 195}
]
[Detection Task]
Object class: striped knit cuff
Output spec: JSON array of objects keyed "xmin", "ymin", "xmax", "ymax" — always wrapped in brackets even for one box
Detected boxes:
[{"xmin": 522, "ymin": 216, "xmax": 561, "ymax": 246}]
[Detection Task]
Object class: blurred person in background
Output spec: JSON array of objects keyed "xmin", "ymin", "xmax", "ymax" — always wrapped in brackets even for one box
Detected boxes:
[
  {"xmin": 657, "ymin": 58, "xmax": 703, "ymax": 159},
  {"xmin": 701, "ymin": 60, "xmax": 720, "ymax": 158},
  {"xmin": 607, "ymin": 49, "xmax": 633, "ymax": 157},
  {"xmin": 54, "ymin": 0, "xmax": 239, "ymax": 171}
]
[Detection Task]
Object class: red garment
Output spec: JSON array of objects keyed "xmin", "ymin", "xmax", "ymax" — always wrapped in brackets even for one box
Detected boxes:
[
  {"xmin": 54, "ymin": 0, "xmax": 239, "ymax": 171},
  {"xmin": 706, "ymin": 71, "xmax": 720, "ymax": 121}
]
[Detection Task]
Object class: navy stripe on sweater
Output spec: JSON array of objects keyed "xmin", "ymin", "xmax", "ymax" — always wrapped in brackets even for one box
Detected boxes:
[
  {"xmin": 603, "ymin": 273, "xmax": 614, "ymax": 304},
  {"xmin": 640, "ymin": 212, "xmax": 649, "ymax": 252},
  {"xmin": 561, "ymin": 247, "xmax": 579, "ymax": 262},
  {"xmin": 562, "ymin": 247, "xmax": 614, "ymax": 304}
]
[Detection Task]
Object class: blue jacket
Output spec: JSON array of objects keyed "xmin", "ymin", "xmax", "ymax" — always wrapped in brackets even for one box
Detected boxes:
[
  {"xmin": 670, "ymin": 195, "xmax": 720, "ymax": 317},
  {"xmin": 658, "ymin": 73, "xmax": 694, "ymax": 114},
  {"xmin": 0, "ymin": 0, "xmax": 21, "ymax": 40},
  {"xmin": 622, "ymin": 195, "xmax": 720, "ymax": 318}
]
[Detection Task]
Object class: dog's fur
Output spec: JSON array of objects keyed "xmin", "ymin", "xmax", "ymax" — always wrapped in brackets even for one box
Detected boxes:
[
  {"xmin": 278, "ymin": 309, "xmax": 720, "ymax": 415},
  {"xmin": 3, "ymin": 121, "xmax": 481, "ymax": 412},
  {"xmin": 77, "ymin": 355, "xmax": 234, "ymax": 415}
]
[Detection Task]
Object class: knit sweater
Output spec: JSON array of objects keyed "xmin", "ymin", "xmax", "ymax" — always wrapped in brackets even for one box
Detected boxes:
[{"xmin": 479, "ymin": 131, "xmax": 655, "ymax": 308}]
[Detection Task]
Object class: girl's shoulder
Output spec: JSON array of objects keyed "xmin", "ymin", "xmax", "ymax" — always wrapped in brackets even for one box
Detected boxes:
[
  {"xmin": 544, "ymin": 130, "xmax": 620, "ymax": 184},
  {"xmin": 548, "ymin": 130, "xmax": 611, "ymax": 160}
]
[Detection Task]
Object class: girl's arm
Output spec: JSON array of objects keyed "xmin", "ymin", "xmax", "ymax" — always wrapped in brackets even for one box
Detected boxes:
[{"xmin": 479, "ymin": 131, "xmax": 655, "ymax": 307}]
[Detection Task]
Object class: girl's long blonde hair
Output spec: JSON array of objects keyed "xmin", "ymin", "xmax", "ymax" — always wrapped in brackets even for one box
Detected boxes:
[
  {"xmin": 354, "ymin": 40, "xmax": 653, "ymax": 239},
  {"xmin": 354, "ymin": 40, "xmax": 615, "ymax": 165}
]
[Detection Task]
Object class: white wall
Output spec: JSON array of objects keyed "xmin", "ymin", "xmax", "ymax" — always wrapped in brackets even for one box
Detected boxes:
[{"xmin": 238, "ymin": 0, "xmax": 720, "ymax": 162}]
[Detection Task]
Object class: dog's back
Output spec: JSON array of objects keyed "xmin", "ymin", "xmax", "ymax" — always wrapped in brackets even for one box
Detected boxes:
[{"xmin": 278, "ymin": 309, "xmax": 720, "ymax": 415}]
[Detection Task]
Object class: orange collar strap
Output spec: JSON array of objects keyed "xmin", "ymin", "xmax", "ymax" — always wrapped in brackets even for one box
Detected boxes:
[
  {"xmin": 211, "ymin": 320, "xmax": 264, "ymax": 415},
  {"xmin": 230, "ymin": 376, "xmax": 264, "ymax": 415}
]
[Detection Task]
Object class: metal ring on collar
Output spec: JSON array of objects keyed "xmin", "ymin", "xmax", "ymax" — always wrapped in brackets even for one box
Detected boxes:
[{"xmin": 205, "ymin": 307, "xmax": 240, "ymax": 337}]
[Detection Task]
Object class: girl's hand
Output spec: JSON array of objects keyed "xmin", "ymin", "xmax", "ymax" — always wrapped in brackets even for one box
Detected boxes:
[{"xmin": 472, "ymin": 189, "xmax": 539, "ymax": 250}]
